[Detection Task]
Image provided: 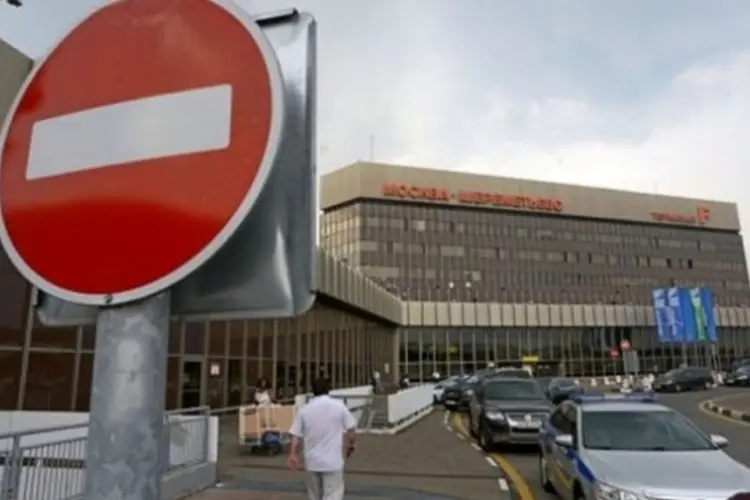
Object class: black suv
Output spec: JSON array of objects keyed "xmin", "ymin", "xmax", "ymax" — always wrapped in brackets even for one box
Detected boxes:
[
  {"xmin": 442, "ymin": 375, "xmax": 478, "ymax": 411},
  {"xmin": 653, "ymin": 366, "xmax": 714, "ymax": 392},
  {"xmin": 468, "ymin": 377, "xmax": 552, "ymax": 450},
  {"xmin": 543, "ymin": 377, "xmax": 583, "ymax": 404}
]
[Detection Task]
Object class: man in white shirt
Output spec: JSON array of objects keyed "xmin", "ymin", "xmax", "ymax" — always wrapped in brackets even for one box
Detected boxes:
[{"xmin": 287, "ymin": 378, "xmax": 357, "ymax": 500}]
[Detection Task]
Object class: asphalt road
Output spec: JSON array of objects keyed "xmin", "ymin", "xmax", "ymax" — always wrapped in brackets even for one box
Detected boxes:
[
  {"xmin": 660, "ymin": 387, "xmax": 750, "ymax": 466},
  {"xmin": 454, "ymin": 387, "xmax": 750, "ymax": 500}
]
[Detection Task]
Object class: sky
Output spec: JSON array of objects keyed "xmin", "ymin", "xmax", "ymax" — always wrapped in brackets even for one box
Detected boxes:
[{"xmin": 3, "ymin": 0, "xmax": 750, "ymax": 236}]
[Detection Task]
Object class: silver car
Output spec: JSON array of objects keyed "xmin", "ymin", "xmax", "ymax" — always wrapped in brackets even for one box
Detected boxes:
[{"xmin": 539, "ymin": 393, "xmax": 750, "ymax": 500}]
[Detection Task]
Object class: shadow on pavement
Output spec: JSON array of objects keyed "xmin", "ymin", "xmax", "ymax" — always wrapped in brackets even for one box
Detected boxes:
[
  {"xmin": 190, "ymin": 479, "xmax": 463, "ymax": 499},
  {"xmin": 213, "ymin": 411, "xmax": 508, "ymax": 500}
]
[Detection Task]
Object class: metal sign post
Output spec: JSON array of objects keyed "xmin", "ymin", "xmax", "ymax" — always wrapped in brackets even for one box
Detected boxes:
[
  {"xmin": 0, "ymin": 2, "xmax": 316, "ymax": 499},
  {"xmin": 85, "ymin": 293, "xmax": 170, "ymax": 498}
]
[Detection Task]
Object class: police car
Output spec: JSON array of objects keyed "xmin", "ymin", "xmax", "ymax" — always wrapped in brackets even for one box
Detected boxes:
[{"xmin": 539, "ymin": 392, "xmax": 750, "ymax": 500}]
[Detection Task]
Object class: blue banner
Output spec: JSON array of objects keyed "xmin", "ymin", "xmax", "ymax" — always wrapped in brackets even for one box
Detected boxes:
[
  {"xmin": 666, "ymin": 287, "xmax": 685, "ymax": 342},
  {"xmin": 697, "ymin": 287, "xmax": 718, "ymax": 343},
  {"xmin": 652, "ymin": 286, "xmax": 718, "ymax": 344},
  {"xmin": 652, "ymin": 289, "xmax": 669, "ymax": 343},
  {"xmin": 703, "ymin": 288, "xmax": 718, "ymax": 342},
  {"xmin": 679, "ymin": 288, "xmax": 697, "ymax": 342}
]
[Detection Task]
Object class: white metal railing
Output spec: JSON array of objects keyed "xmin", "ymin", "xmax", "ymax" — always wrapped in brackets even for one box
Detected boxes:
[
  {"xmin": 386, "ymin": 384, "xmax": 434, "ymax": 424},
  {"xmin": 0, "ymin": 406, "xmax": 212, "ymax": 500}
]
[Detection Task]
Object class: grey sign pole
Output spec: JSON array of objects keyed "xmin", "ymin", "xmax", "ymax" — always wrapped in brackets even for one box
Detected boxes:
[{"xmin": 83, "ymin": 292, "xmax": 170, "ymax": 500}]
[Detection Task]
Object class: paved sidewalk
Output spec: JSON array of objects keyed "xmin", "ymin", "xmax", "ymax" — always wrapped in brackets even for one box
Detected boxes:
[{"xmin": 209, "ymin": 410, "xmax": 507, "ymax": 500}]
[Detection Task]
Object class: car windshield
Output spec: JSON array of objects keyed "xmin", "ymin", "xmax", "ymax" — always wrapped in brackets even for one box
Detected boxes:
[
  {"xmin": 484, "ymin": 380, "xmax": 545, "ymax": 400},
  {"xmin": 582, "ymin": 410, "xmax": 713, "ymax": 451},
  {"xmin": 552, "ymin": 378, "xmax": 576, "ymax": 388}
]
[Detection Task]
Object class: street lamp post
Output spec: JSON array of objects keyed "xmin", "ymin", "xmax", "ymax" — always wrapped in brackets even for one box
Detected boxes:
[
  {"xmin": 447, "ymin": 282, "xmax": 456, "ymax": 372},
  {"xmin": 462, "ymin": 277, "xmax": 475, "ymax": 369}
]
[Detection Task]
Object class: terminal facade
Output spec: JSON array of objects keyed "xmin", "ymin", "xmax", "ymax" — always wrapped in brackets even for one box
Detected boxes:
[
  {"xmin": 0, "ymin": 164, "xmax": 748, "ymax": 411},
  {"xmin": 320, "ymin": 162, "xmax": 750, "ymax": 379}
]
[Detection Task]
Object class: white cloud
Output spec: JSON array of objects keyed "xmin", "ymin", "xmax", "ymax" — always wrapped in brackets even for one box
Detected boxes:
[
  {"xmin": 383, "ymin": 50, "xmax": 750, "ymax": 227},
  {"xmin": 3, "ymin": 0, "xmax": 750, "ymax": 249}
]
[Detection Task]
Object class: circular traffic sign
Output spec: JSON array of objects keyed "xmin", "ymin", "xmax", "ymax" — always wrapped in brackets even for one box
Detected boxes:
[
  {"xmin": 0, "ymin": 0, "xmax": 284, "ymax": 305},
  {"xmin": 620, "ymin": 339, "xmax": 631, "ymax": 351},
  {"xmin": 610, "ymin": 348, "xmax": 619, "ymax": 358}
]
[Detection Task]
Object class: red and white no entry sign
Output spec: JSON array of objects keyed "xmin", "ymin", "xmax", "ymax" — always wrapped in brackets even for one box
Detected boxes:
[{"xmin": 0, "ymin": 0, "xmax": 285, "ymax": 305}]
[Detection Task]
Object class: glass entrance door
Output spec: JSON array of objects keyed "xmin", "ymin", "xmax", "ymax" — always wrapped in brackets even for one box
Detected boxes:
[{"xmin": 181, "ymin": 359, "xmax": 203, "ymax": 409}]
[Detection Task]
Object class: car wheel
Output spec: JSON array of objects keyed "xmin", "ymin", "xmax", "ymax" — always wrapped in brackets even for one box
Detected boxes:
[
  {"xmin": 479, "ymin": 423, "xmax": 493, "ymax": 452},
  {"xmin": 540, "ymin": 454, "xmax": 554, "ymax": 493}
]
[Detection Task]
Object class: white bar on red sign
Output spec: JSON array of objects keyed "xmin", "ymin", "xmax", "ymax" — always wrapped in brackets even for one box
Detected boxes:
[{"xmin": 26, "ymin": 84, "xmax": 233, "ymax": 181}]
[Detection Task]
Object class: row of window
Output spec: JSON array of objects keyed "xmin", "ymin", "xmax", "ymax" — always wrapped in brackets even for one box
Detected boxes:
[
  {"xmin": 399, "ymin": 327, "xmax": 750, "ymax": 357},
  {"xmin": 397, "ymin": 327, "xmax": 749, "ymax": 377},
  {"xmin": 360, "ymin": 265, "xmax": 748, "ymax": 295},
  {"xmin": 338, "ymin": 241, "xmax": 744, "ymax": 273},
  {"xmin": 324, "ymin": 201, "xmax": 738, "ymax": 239},
  {"xmin": 322, "ymin": 214, "xmax": 737, "ymax": 255},
  {"xmin": 0, "ymin": 304, "xmax": 396, "ymax": 411}
]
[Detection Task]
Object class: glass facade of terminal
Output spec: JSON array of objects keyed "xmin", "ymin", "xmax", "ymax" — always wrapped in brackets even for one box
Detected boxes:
[
  {"xmin": 398, "ymin": 326, "xmax": 750, "ymax": 380},
  {"xmin": 322, "ymin": 200, "xmax": 750, "ymax": 306},
  {"xmin": 0, "ymin": 274, "xmax": 395, "ymax": 411}
]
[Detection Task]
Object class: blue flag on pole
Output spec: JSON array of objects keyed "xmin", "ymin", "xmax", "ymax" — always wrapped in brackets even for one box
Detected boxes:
[
  {"xmin": 700, "ymin": 287, "xmax": 718, "ymax": 343},
  {"xmin": 679, "ymin": 288, "xmax": 697, "ymax": 342},
  {"xmin": 666, "ymin": 287, "xmax": 684, "ymax": 342},
  {"xmin": 652, "ymin": 289, "xmax": 669, "ymax": 343},
  {"xmin": 689, "ymin": 287, "xmax": 708, "ymax": 342}
]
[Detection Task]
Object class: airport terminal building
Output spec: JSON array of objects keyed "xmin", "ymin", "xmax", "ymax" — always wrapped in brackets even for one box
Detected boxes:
[
  {"xmin": 4, "ymin": 31, "xmax": 750, "ymax": 412},
  {"xmin": 321, "ymin": 162, "xmax": 750, "ymax": 378}
]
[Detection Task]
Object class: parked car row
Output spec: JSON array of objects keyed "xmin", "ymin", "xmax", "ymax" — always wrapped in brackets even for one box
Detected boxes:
[
  {"xmin": 443, "ymin": 369, "xmax": 750, "ymax": 499},
  {"xmin": 435, "ymin": 367, "xmax": 587, "ymax": 411}
]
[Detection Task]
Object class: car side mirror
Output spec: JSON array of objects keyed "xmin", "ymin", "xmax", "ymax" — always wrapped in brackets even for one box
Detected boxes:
[
  {"xmin": 710, "ymin": 434, "xmax": 729, "ymax": 449},
  {"xmin": 554, "ymin": 434, "xmax": 574, "ymax": 448}
]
